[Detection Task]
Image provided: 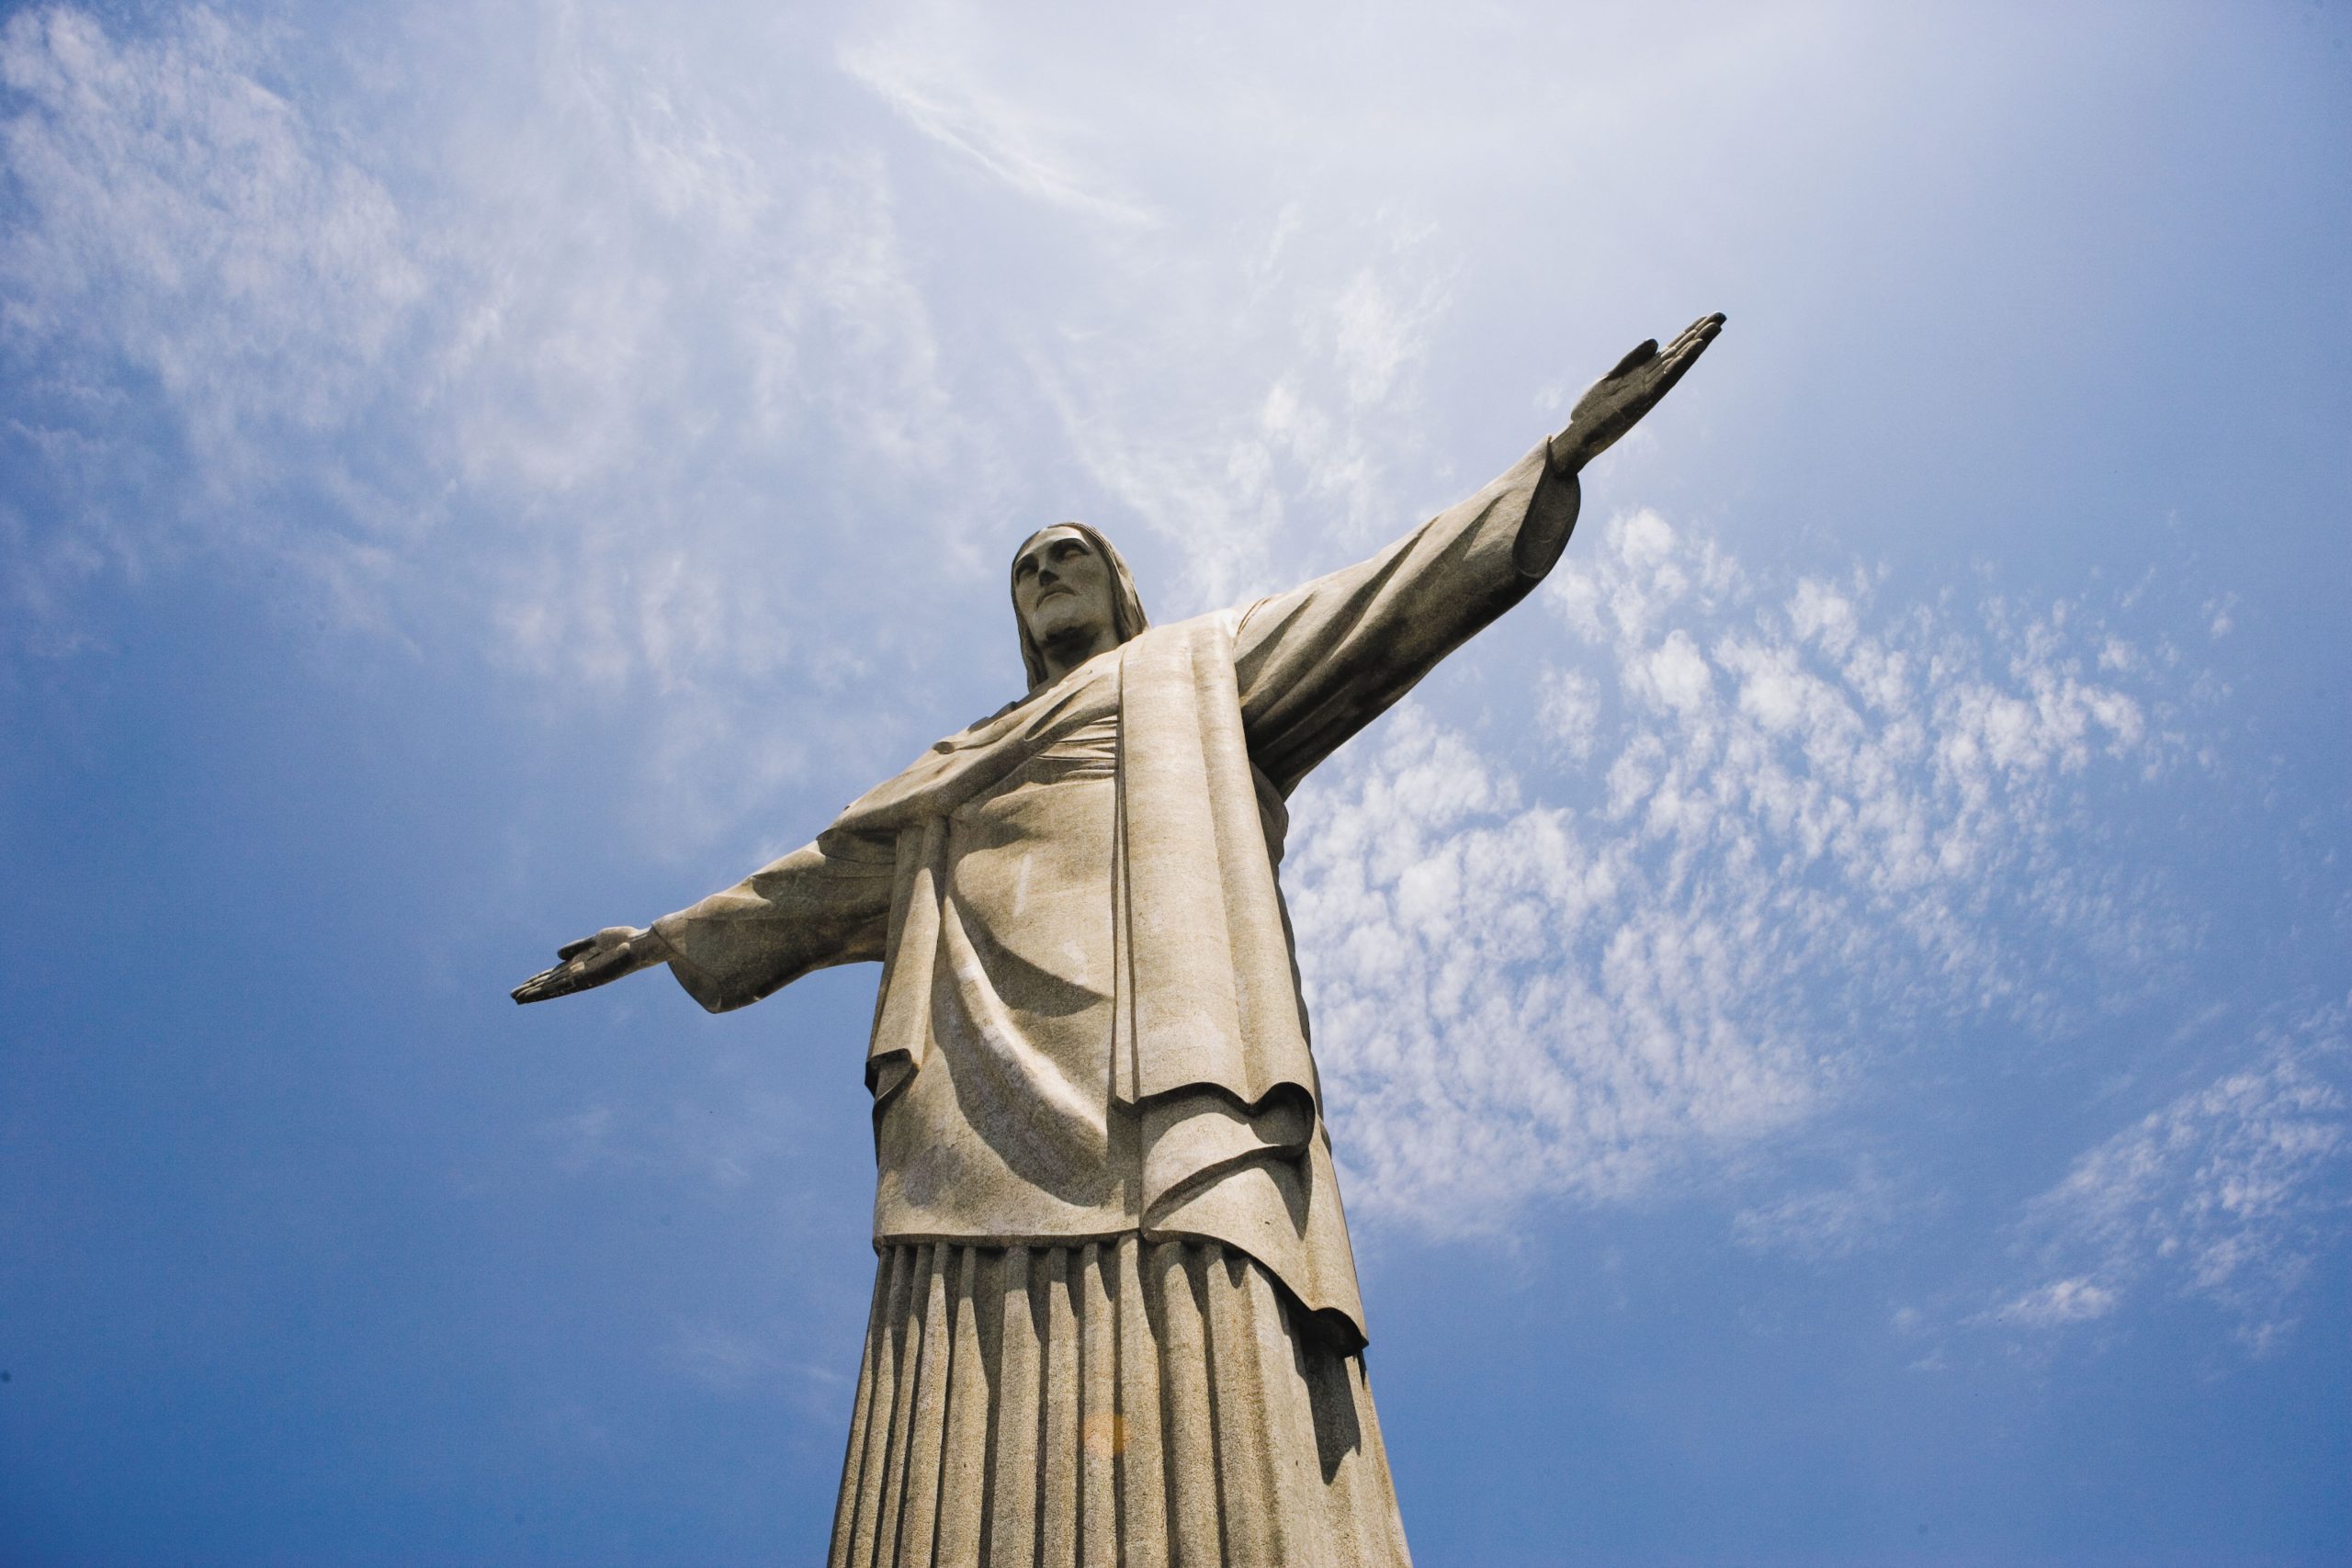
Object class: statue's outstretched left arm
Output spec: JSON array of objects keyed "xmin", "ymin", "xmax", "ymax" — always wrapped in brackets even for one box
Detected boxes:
[
  {"xmin": 1234, "ymin": 313, "xmax": 1723, "ymax": 793},
  {"xmin": 1546, "ymin": 314, "xmax": 1724, "ymax": 474},
  {"xmin": 1519, "ymin": 312, "xmax": 1724, "ymax": 574}
]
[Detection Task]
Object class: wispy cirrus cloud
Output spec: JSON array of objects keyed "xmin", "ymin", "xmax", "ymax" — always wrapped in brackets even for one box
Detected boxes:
[
  {"xmin": 836, "ymin": 18, "xmax": 1158, "ymax": 229},
  {"xmin": 0, "ymin": 7, "xmax": 907, "ymax": 618},
  {"xmin": 0, "ymin": 4, "xmax": 1023, "ymax": 841},
  {"xmin": 1731, "ymin": 1159, "xmax": 1908, "ymax": 1263},
  {"xmin": 0, "ymin": 4, "xmax": 425, "ymax": 639},
  {"xmin": 1033, "ymin": 220, "xmax": 1463, "ymax": 615},
  {"xmin": 0, "ymin": 7, "xmax": 426, "ymax": 454}
]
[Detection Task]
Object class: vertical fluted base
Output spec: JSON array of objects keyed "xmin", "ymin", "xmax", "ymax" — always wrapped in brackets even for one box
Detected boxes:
[{"xmin": 830, "ymin": 1235, "xmax": 1411, "ymax": 1567}]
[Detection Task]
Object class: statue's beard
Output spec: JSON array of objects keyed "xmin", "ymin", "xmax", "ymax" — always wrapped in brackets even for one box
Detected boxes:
[
  {"xmin": 1025, "ymin": 585, "xmax": 1112, "ymax": 647},
  {"xmin": 1036, "ymin": 616, "xmax": 1111, "ymax": 662}
]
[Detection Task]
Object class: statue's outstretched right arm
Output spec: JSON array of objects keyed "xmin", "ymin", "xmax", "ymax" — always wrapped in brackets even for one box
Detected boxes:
[
  {"xmin": 512, "ymin": 827, "xmax": 898, "ymax": 1011},
  {"xmin": 512, "ymin": 923, "xmax": 675, "ymax": 1004}
]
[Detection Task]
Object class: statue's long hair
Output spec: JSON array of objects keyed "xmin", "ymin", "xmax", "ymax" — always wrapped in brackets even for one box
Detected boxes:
[{"xmin": 1011, "ymin": 524, "xmax": 1149, "ymax": 691}]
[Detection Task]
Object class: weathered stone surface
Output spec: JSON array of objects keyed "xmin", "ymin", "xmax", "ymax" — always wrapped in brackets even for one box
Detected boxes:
[{"xmin": 514, "ymin": 314, "xmax": 1724, "ymax": 1564}]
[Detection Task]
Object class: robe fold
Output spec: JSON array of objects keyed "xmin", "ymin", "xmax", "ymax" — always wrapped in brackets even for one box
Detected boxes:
[{"xmin": 652, "ymin": 440, "xmax": 1579, "ymax": 1351}]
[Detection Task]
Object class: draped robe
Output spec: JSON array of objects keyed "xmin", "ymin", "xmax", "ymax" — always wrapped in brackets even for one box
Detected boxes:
[{"xmin": 651, "ymin": 440, "xmax": 1580, "ymax": 1350}]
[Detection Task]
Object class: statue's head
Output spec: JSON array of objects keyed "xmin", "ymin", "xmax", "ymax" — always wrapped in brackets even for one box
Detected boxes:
[{"xmin": 1010, "ymin": 523, "xmax": 1148, "ymax": 690}]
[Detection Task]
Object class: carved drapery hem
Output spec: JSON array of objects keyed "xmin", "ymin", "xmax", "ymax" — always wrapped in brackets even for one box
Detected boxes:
[{"xmin": 831, "ymin": 1235, "xmax": 1411, "ymax": 1568}]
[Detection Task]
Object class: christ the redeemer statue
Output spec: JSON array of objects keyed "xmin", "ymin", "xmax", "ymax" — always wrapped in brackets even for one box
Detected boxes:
[{"xmin": 515, "ymin": 315, "xmax": 1723, "ymax": 1567}]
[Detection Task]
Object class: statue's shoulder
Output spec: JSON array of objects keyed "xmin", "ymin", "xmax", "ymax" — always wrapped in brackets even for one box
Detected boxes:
[
  {"xmin": 931, "ymin": 695, "xmax": 1026, "ymax": 753},
  {"xmin": 1125, "ymin": 608, "xmax": 1246, "ymax": 660}
]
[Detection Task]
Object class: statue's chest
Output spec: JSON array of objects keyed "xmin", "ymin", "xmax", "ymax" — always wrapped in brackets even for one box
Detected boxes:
[{"xmin": 944, "ymin": 712, "xmax": 1118, "ymax": 986}]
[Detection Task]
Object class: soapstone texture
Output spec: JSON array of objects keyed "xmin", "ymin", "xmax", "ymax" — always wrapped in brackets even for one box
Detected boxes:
[{"xmin": 514, "ymin": 314, "xmax": 1724, "ymax": 1565}]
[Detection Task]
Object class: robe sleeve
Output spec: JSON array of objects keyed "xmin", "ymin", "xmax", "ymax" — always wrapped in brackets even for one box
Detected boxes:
[
  {"xmin": 1233, "ymin": 437, "xmax": 1581, "ymax": 795},
  {"xmin": 649, "ymin": 826, "xmax": 899, "ymax": 1012}
]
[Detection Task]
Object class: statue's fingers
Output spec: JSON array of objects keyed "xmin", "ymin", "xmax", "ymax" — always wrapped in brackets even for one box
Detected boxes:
[
  {"xmin": 556, "ymin": 936, "xmax": 596, "ymax": 961},
  {"xmin": 1647, "ymin": 347, "xmax": 1697, "ymax": 395},
  {"xmin": 1666, "ymin": 321, "xmax": 1721, "ymax": 371},
  {"xmin": 1664, "ymin": 313, "xmax": 1722, "ymax": 356},
  {"xmin": 513, "ymin": 964, "xmax": 574, "ymax": 1004},
  {"xmin": 1608, "ymin": 339, "xmax": 1658, "ymax": 378},
  {"xmin": 1657, "ymin": 344, "xmax": 1707, "ymax": 391}
]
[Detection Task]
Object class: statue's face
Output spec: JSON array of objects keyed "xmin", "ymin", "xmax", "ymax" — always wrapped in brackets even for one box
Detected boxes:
[{"xmin": 1012, "ymin": 525, "xmax": 1117, "ymax": 651}]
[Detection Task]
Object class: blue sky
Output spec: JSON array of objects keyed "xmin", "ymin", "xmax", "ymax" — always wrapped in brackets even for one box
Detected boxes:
[{"xmin": 2, "ymin": 2, "xmax": 2346, "ymax": 1563}]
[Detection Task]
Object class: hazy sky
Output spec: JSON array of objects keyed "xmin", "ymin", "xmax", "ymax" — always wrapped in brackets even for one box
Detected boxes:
[{"xmin": 4, "ymin": 2, "xmax": 2346, "ymax": 1563}]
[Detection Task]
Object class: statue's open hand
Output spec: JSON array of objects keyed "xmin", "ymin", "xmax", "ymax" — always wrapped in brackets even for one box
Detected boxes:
[
  {"xmin": 1548, "ymin": 311, "xmax": 1724, "ymax": 474},
  {"xmin": 512, "ymin": 925, "xmax": 671, "ymax": 1005}
]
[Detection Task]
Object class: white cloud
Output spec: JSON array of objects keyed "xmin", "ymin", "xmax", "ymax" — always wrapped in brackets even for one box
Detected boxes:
[
  {"xmin": 1289, "ymin": 700, "xmax": 1816, "ymax": 1231},
  {"xmin": 1031, "ymin": 210, "xmax": 1461, "ymax": 615},
  {"xmin": 1995, "ymin": 1006, "xmax": 2350, "ymax": 1352},
  {"xmin": 837, "ymin": 20, "xmax": 1157, "ymax": 229},
  {"xmin": 0, "ymin": 5, "xmax": 1032, "ymax": 845},
  {"xmin": 0, "ymin": 8, "xmax": 425, "ymax": 440},
  {"xmin": 0, "ymin": 4, "xmax": 1493, "ymax": 833},
  {"xmin": 0, "ymin": 2, "xmax": 424, "ymax": 628},
  {"xmin": 5, "ymin": 4, "xmax": 2330, "ymax": 1304},
  {"xmin": 1288, "ymin": 505, "xmax": 2202, "ymax": 1232},
  {"xmin": 1330, "ymin": 265, "xmax": 1450, "ymax": 409},
  {"xmin": 1993, "ymin": 1276, "xmax": 2118, "ymax": 1326},
  {"xmin": 1731, "ymin": 1162, "xmax": 1906, "ymax": 1262},
  {"xmin": 1537, "ymin": 665, "xmax": 1601, "ymax": 762}
]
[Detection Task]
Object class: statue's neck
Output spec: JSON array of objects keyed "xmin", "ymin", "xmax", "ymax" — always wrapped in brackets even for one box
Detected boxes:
[{"xmin": 1038, "ymin": 624, "xmax": 1117, "ymax": 684}]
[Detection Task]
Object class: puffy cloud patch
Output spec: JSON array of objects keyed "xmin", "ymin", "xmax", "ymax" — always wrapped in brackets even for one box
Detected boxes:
[
  {"xmin": 1996, "ymin": 1007, "xmax": 2349, "ymax": 1352},
  {"xmin": 1286, "ymin": 506, "xmax": 2197, "ymax": 1231},
  {"xmin": 1994, "ymin": 1276, "xmax": 2118, "ymax": 1326}
]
